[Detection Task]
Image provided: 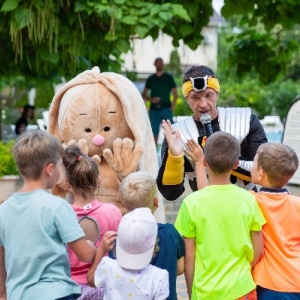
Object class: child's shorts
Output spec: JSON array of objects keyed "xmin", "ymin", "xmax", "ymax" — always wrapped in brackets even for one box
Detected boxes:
[
  {"xmin": 257, "ymin": 286, "xmax": 300, "ymax": 300},
  {"xmin": 237, "ymin": 289, "xmax": 257, "ymax": 300}
]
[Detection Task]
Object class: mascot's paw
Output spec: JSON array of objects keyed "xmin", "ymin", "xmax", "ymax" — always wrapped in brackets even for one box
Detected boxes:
[
  {"xmin": 103, "ymin": 138, "xmax": 143, "ymax": 180},
  {"xmin": 63, "ymin": 139, "xmax": 101, "ymax": 164},
  {"xmin": 51, "ymin": 176, "xmax": 68, "ymax": 198},
  {"xmin": 63, "ymin": 139, "xmax": 89, "ymax": 154}
]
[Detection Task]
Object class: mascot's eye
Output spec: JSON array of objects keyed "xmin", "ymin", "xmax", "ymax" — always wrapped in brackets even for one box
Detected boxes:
[
  {"xmin": 85, "ymin": 128, "xmax": 92, "ymax": 133},
  {"xmin": 104, "ymin": 127, "xmax": 110, "ymax": 132}
]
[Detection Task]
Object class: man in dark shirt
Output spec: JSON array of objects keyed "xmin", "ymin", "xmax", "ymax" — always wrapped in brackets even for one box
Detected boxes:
[{"xmin": 142, "ymin": 58, "xmax": 178, "ymax": 146}]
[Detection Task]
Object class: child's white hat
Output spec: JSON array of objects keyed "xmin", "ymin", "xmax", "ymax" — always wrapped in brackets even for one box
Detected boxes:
[{"xmin": 116, "ymin": 207, "xmax": 158, "ymax": 270}]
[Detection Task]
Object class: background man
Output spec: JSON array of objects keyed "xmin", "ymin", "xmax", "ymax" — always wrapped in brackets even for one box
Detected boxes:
[{"xmin": 142, "ymin": 57, "xmax": 178, "ymax": 146}]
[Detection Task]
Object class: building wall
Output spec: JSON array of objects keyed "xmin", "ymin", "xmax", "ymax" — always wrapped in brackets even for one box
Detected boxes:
[{"xmin": 121, "ymin": 26, "xmax": 219, "ymax": 75}]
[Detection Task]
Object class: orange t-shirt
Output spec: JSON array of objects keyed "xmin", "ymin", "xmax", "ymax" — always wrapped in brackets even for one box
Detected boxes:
[{"xmin": 251, "ymin": 188, "xmax": 300, "ymax": 292}]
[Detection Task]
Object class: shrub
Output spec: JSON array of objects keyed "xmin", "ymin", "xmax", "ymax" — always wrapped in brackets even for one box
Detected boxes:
[{"xmin": 0, "ymin": 140, "xmax": 19, "ymax": 177}]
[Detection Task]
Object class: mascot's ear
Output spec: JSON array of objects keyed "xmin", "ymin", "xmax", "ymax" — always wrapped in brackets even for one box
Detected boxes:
[{"xmin": 48, "ymin": 90, "xmax": 64, "ymax": 142}]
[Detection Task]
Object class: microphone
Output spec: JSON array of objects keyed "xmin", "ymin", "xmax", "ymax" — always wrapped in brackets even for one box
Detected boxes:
[{"xmin": 200, "ymin": 113, "xmax": 213, "ymax": 137}]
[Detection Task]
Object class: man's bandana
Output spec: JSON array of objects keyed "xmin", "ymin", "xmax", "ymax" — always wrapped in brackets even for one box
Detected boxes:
[{"xmin": 182, "ymin": 77, "xmax": 220, "ymax": 97}]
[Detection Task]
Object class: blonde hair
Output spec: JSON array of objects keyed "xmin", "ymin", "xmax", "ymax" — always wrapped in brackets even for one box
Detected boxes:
[
  {"xmin": 204, "ymin": 131, "xmax": 240, "ymax": 174},
  {"xmin": 256, "ymin": 143, "xmax": 298, "ymax": 188},
  {"xmin": 63, "ymin": 144, "xmax": 99, "ymax": 199},
  {"xmin": 13, "ymin": 130, "xmax": 64, "ymax": 180},
  {"xmin": 119, "ymin": 171, "xmax": 157, "ymax": 211}
]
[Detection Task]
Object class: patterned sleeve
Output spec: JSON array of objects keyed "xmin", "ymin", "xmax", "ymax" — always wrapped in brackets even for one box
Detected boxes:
[
  {"xmin": 155, "ymin": 269, "xmax": 169, "ymax": 300},
  {"xmin": 157, "ymin": 139, "xmax": 186, "ymax": 201}
]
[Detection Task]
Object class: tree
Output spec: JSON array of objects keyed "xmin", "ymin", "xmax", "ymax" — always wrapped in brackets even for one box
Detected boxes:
[
  {"xmin": 0, "ymin": 0, "xmax": 213, "ymax": 81},
  {"xmin": 165, "ymin": 49, "xmax": 182, "ymax": 79},
  {"xmin": 217, "ymin": 22, "xmax": 300, "ymax": 120},
  {"xmin": 221, "ymin": 0, "xmax": 300, "ymax": 83}
]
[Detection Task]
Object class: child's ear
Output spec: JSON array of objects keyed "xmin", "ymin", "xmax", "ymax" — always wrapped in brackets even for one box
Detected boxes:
[
  {"xmin": 45, "ymin": 163, "xmax": 54, "ymax": 176},
  {"xmin": 232, "ymin": 160, "xmax": 240, "ymax": 170},
  {"xmin": 259, "ymin": 168, "xmax": 266, "ymax": 180},
  {"xmin": 151, "ymin": 196, "xmax": 159, "ymax": 214}
]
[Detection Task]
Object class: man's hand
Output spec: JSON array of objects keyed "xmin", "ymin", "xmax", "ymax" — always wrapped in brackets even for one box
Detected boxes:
[
  {"xmin": 161, "ymin": 119, "xmax": 182, "ymax": 156},
  {"xmin": 151, "ymin": 97, "xmax": 161, "ymax": 104}
]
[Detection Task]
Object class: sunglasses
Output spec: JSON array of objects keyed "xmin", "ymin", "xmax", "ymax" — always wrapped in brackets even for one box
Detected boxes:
[{"xmin": 190, "ymin": 76, "xmax": 208, "ymax": 92}]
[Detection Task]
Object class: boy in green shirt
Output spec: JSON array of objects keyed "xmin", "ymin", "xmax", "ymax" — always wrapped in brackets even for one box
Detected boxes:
[{"xmin": 175, "ymin": 131, "xmax": 265, "ymax": 300}]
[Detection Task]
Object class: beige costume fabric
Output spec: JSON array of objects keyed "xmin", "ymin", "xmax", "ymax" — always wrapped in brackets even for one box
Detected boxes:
[{"xmin": 48, "ymin": 66, "xmax": 165, "ymax": 222}]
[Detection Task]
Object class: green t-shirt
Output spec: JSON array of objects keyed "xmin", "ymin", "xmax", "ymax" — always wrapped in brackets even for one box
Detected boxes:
[
  {"xmin": 145, "ymin": 72, "xmax": 176, "ymax": 109},
  {"xmin": 175, "ymin": 184, "xmax": 265, "ymax": 300}
]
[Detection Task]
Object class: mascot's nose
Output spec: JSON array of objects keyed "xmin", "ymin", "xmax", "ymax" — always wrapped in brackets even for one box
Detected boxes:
[{"xmin": 92, "ymin": 135, "xmax": 105, "ymax": 146}]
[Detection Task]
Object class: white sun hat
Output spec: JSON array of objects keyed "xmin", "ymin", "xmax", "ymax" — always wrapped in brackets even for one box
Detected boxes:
[{"xmin": 116, "ymin": 207, "xmax": 158, "ymax": 270}]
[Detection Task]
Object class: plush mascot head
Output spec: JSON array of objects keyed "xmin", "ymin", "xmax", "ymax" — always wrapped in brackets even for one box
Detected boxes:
[{"xmin": 48, "ymin": 67, "xmax": 165, "ymax": 222}]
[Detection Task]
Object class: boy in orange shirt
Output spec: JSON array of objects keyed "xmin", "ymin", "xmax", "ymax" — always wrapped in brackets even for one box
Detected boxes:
[{"xmin": 250, "ymin": 143, "xmax": 300, "ymax": 299}]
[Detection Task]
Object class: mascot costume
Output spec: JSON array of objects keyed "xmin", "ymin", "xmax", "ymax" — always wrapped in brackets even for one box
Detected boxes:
[{"xmin": 48, "ymin": 66, "xmax": 165, "ymax": 222}]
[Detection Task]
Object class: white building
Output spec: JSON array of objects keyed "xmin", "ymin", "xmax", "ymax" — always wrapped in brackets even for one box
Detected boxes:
[{"xmin": 121, "ymin": 10, "xmax": 225, "ymax": 78}]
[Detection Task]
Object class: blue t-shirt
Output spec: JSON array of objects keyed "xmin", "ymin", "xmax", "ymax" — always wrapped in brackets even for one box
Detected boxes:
[
  {"xmin": 0, "ymin": 189, "xmax": 84, "ymax": 300},
  {"xmin": 152, "ymin": 223, "xmax": 185, "ymax": 300}
]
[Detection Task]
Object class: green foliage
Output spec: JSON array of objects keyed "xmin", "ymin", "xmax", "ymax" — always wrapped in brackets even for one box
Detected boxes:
[
  {"xmin": 0, "ymin": 140, "xmax": 19, "ymax": 176},
  {"xmin": 174, "ymin": 97, "xmax": 193, "ymax": 116},
  {"xmin": 165, "ymin": 49, "xmax": 182, "ymax": 78},
  {"xmin": 263, "ymin": 80, "xmax": 300, "ymax": 121},
  {"xmin": 0, "ymin": 0, "xmax": 213, "ymax": 81},
  {"xmin": 217, "ymin": 20, "xmax": 300, "ymax": 121},
  {"xmin": 34, "ymin": 82, "xmax": 55, "ymax": 109},
  {"xmin": 125, "ymin": 70, "xmax": 138, "ymax": 82},
  {"xmin": 222, "ymin": 1, "xmax": 300, "ymax": 31},
  {"xmin": 217, "ymin": 75, "xmax": 300, "ymax": 121},
  {"xmin": 227, "ymin": 27, "xmax": 298, "ymax": 84},
  {"xmin": 220, "ymin": 0, "xmax": 300, "ymax": 83}
]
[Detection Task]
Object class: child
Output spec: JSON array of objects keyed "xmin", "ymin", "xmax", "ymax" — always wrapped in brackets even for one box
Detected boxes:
[
  {"xmin": 250, "ymin": 143, "xmax": 300, "ymax": 299},
  {"xmin": 87, "ymin": 207, "xmax": 169, "ymax": 299},
  {"xmin": 175, "ymin": 131, "xmax": 266, "ymax": 300},
  {"xmin": 0, "ymin": 130, "xmax": 97, "ymax": 300},
  {"xmin": 118, "ymin": 170, "xmax": 185, "ymax": 300},
  {"xmin": 63, "ymin": 144, "xmax": 122, "ymax": 300}
]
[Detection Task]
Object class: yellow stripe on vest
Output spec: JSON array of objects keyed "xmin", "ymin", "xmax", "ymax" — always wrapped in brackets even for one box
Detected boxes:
[{"xmin": 231, "ymin": 170, "xmax": 251, "ymax": 182}]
